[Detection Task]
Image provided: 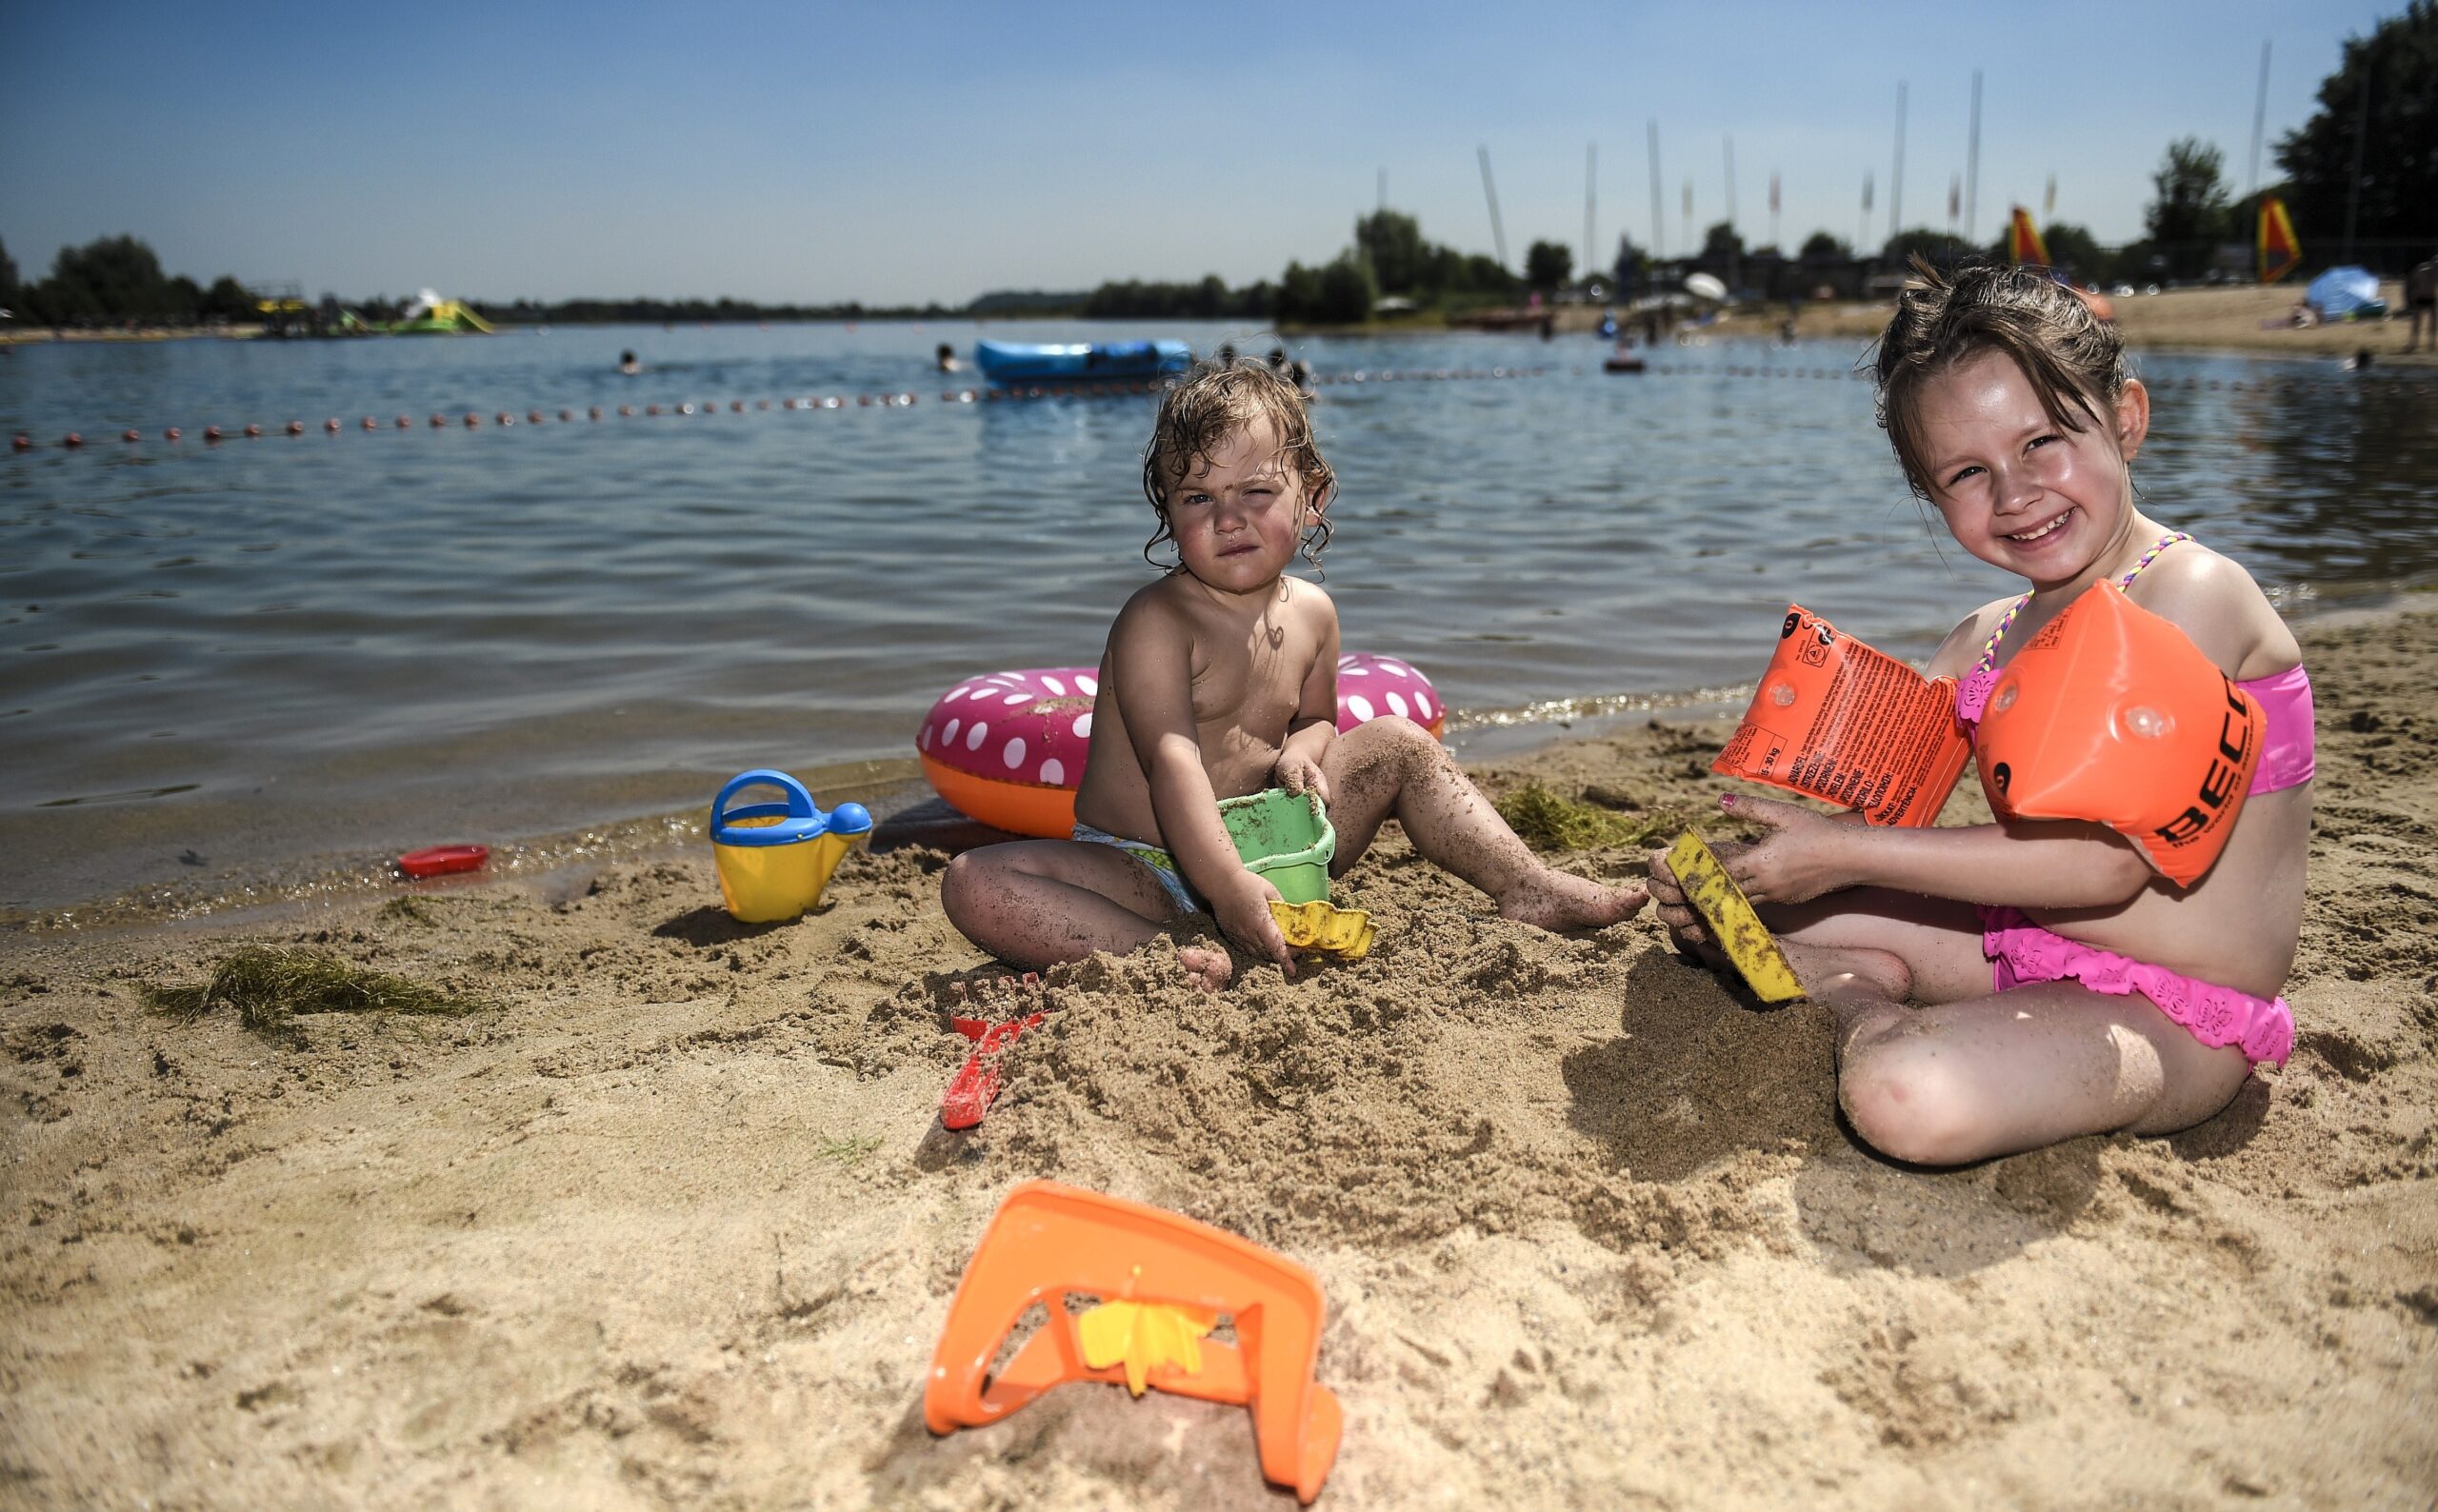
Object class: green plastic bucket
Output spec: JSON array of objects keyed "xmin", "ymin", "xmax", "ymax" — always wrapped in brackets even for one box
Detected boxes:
[{"xmin": 1218, "ymin": 788, "xmax": 1335, "ymax": 905}]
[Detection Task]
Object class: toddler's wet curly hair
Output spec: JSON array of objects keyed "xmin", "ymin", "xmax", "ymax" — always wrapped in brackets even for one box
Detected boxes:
[
  {"xmin": 1141, "ymin": 356, "xmax": 1335, "ymax": 571},
  {"xmin": 1873, "ymin": 259, "xmax": 2129, "ymax": 501}
]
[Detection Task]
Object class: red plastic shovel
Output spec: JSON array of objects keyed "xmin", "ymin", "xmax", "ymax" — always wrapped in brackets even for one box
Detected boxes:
[{"xmin": 941, "ymin": 978, "xmax": 1046, "ymax": 1130}]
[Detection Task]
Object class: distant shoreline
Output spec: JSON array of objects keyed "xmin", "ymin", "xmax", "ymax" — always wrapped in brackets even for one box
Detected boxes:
[
  {"xmin": 3, "ymin": 324, "xmax": 268, "ymax": 344},
  {"xmin": 6, "ymin": 285, "xmax": 2430, "ymax": 363},
  {"xmin": 1691, "ymin": 280, "xmax": 2437, "ymax": 363}
]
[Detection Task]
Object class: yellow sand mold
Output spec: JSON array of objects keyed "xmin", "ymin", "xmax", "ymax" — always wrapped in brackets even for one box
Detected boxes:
[
  {"xmin": 1268, "ymin": 899, "xmax": 1376, "ymax": 960},
  {"xmin": 1666, "ymin": 831, "xmax": 1805, "ymax": 1003},
  {"xmin": 1078, "ymin": 1298, "xmax": 1216, "ymax": 1397}
]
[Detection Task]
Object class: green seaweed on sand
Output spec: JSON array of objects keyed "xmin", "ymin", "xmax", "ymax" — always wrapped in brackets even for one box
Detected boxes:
[
  {"xmin": 1498, "ymin": 782, "xmax": 1688, "ymax": 851},
  {"xmin": 815, "ymin": 1134, "xmax": 884, "ymax": 1164},
  {"xmin": 141, "ymin": 947, "xmax": 488, "ymax": 1040}
]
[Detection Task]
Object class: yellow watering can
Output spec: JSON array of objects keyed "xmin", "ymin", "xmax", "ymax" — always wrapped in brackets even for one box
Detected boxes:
[{"xmin": 710, "ymin": 769, "xmax": 872, "ymax": 923}]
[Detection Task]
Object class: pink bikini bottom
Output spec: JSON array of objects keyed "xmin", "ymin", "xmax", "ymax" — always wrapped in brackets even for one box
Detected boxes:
[{"xmin": 1978, "ymin": 906, "xmax": 2293, "ymax": 1066}]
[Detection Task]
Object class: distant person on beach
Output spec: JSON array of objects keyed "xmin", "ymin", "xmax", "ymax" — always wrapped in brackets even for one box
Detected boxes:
[
  {"xmin": 941, "ymin": 360, "xmax": 1645, "ymax": 990},
  {"xmin": 1650, "ymin": 260, "xmax": 2310, "ymax": 1165},
  {"xmin": 618, "ymin": 349, "xmax": 641, "ymax": 375},
  {"xmin": 936, "ymin": 342, "xmax": 961, "ymax": 372},
  {"xmin": 2407, "ymin": 254, "xmax": 2437, "ymax": 353}
]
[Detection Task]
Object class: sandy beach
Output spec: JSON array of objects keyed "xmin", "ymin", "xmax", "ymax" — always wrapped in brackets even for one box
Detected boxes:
[
  {"xmin": 3, "ymin": 602, "xmax": 2434, "ymax": 1509},
  {"xmin": 1749, "ymin": 282, "xmax": 2438, "ymax": 363}
]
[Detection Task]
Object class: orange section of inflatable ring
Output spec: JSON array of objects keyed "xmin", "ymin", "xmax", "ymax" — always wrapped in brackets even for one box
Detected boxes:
[{"xmin": 921, "ymin": 753, "xmax": 1079, "ymax": 838}]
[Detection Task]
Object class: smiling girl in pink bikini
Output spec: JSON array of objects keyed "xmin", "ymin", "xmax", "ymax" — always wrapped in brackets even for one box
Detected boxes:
[{"xmin": 1652, "ymin": 262, "xmax": 2313, "ymax": 1165}]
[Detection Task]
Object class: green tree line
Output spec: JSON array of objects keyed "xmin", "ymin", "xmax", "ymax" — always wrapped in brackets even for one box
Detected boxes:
[
  {"xmin": 0, "ymin": 234, "xmax": 257, "ymax": 326},
  {"xmin": 1071, "ymin": 211, "xmax": 1526, "ymax": 327}
]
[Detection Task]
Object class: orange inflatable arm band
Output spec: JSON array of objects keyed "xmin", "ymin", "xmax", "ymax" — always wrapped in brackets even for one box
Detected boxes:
[
  {"xmin": 1711, "ymin": 606, "xmax": 1971, "ymax": 826},
  {"xmin": 1975, "ymin": 584, "xmax": 2263, "ymax": 887}
]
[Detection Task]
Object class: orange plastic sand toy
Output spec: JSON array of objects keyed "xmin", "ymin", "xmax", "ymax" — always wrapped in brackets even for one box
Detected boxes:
[{"xmin": 925, "ymin": 1181, "xmax": 1343, "ymax": 1503}]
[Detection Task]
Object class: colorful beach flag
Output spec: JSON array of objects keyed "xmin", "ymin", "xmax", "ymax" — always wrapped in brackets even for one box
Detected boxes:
[
  {"xmin": 2258, "ymin": 196, "xmax": 2301, "ymax": 284},
  {"xmin": 2008, "ymin": 207, "xmax": 2049, "ymax": 267}
]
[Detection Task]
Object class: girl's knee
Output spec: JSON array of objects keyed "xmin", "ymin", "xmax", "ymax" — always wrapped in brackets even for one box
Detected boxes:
[
  {"xmin": 941, "ymin": 848, "xmax": 1013, "ymax": 923},
  {"xmin": 1838, "ymin": 1040, "xmax": 1991, "ymax": 1166},
  {"xmin": 1329, "ymin": 715, "xmax": 1443, "ymax": 797},
  {"xmin": 939, "ymin": 849, "xmax": 981, "ymax": 920},
  {"xmin": 1373, "ymin": 715, "xmax": 1447, "ymax": 772},
  {"xmin": 1347, "ymin": 713, "xmax": 1432, "ymax": 752}
]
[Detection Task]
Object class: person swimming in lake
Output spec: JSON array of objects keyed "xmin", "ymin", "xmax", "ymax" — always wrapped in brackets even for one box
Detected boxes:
[
  {"xmin": 941, "ymin": 359, "xmax": 1646, "ymax": 990},
  {"xmin": 936, "ymin": 342, "xmax": 961, "ymax": 372},
  {"xmin": 1649, "ymin": 260, "xmax": 2310, "ymax": 1165},
  {"xmin": 618, "ymin": 349, "xmax": 641, "ymax": 375}
]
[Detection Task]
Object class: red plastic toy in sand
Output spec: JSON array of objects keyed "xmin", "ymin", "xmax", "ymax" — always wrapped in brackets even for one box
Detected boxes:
[
  {"xmin": 941, "ymin": 978, "xmax": 1044, "ymax": 1130},
  {"xmin": 397, "ymin": 845, "xmax": 489, "ymax": 879}
]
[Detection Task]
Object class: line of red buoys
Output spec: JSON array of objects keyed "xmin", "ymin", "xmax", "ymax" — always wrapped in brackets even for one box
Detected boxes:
[
  {"xmin": 12, "ymin": 360, "xmax": 2429, "ymax": 458},
  {"xmin": 16, "ymin": 362, "xmax": 2436, "ymax": 455}
]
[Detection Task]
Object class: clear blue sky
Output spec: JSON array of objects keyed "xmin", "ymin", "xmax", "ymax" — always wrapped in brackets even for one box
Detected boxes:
[{"xmin": 0, "ymin": 0, "xmax": 2395, "ymax": 306}]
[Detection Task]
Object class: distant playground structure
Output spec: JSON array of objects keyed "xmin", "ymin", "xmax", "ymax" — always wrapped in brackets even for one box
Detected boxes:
[{"xmin": 255, "ymin": 286, "xmax": 493, "ymax": 339}]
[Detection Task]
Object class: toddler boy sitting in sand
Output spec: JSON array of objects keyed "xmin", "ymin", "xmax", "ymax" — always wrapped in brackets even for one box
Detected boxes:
[{"xmin": 941, "ymin": 359, "xmax": 1645, "ymax": 988}]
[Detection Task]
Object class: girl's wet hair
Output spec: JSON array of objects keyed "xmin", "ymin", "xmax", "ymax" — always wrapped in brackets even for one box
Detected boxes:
[
  {"xmin": 1141, "ymin": 356, "xmax": 1336, "ymax": 571},
  {"xmin": 1872, "ymin": 258, "xmax": 2129, "ymax": 500}
]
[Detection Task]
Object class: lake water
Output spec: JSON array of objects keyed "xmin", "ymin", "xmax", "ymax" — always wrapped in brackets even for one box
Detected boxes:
[{"xmin": 4, "ymin": 320, "xmax": 2434, "ymax": 921}]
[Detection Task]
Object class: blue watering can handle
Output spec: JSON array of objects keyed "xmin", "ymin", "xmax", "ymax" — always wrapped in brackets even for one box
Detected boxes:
[{"xmin": 713, "ymin": 769, "xmax": 813, "ymax": 828}]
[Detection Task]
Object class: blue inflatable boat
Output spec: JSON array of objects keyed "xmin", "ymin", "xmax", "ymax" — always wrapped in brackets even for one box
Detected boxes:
[{"xmin": 974, "ymin": 339, "xmax": 1193, "ymax": 384}]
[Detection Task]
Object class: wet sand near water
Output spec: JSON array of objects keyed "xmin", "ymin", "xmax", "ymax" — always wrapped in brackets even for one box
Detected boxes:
[{"xmin": 3, "ymin": 606, "xmax": 2434, "ymax": 1508}]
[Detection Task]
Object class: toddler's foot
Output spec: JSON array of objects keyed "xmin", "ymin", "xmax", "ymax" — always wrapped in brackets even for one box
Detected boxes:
[
  {"xmin": 1175, "ymin": 943, "xmax": 1234, "ymax": 994},
  {"xmin": 1495, "ymin": 869, "xmax": 1649, "ymax": 932}
]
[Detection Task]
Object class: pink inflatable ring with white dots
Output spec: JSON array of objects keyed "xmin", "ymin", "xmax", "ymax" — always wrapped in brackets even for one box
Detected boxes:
[{"xmin": 916, "ymin": 652, "xmax": 1444, "ymax": 837}]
